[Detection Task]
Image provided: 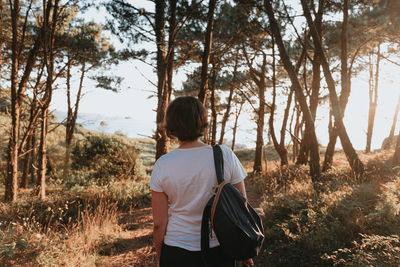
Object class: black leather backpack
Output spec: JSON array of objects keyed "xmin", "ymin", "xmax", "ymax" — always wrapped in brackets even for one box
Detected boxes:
[{"xmin": 201, "ymin": 145, "xmax": 265, "ymax": 261}]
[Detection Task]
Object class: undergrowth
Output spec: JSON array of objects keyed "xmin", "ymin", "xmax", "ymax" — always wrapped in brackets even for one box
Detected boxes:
[{"xmin": 256, "ymin": 151, "xmax": 400, "ymax": 266}]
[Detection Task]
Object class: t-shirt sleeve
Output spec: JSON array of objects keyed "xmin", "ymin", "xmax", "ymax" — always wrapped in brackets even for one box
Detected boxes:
[
  {"xmin": 150, "ymin": 161, "xmax": 164, "ymax": 192},
  {"xmin": 222, "ymin": 145, "xmax": 247, "ymax": 184}
]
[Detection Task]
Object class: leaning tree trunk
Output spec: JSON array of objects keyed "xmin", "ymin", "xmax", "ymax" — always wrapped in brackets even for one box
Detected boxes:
[
  {"xmin": 366, "ymin": 44, "xmax": 380, "ymax": 153},
  {"xmin": 322, "ymin": 0, "xmax": 352, "ymax": 171},
  {"xmin": 290, "ymin": 103, "xmax": 302, "ymax": 162},
  {"xmin": 301, "ymin": 0, "xmax": 364, "ymax": 177},
  {"xmin": 219, "ymin": 52, "xmax": 238, "ymax": 145},
  {"xmin": 385, "ymin": 95, "xmax": 400, "ymax": 149},
  {"xmin": 265, "ymin": 0, "xmax": 321, "ymax": 185},
  {"xmin": 155, "ymin": 0, "xmax": 169, "ymax": 160},
  {"xmin": 198, "ymin": 0, "xmax": 216, "ymax": 104}
]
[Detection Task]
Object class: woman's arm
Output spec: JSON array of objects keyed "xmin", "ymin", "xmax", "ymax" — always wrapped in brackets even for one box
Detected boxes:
[
  {"xmin": 233, "ymin": 180, "xmax": 247, "ymax": 199},
  {"xmin": 152, "ymin": 190, "xmax": 169, "ymax": 264}
]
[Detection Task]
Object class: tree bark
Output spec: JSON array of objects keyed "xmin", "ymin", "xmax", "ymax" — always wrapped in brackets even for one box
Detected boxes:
[
  {"xmin": 301, "ymin": 0, "xmax": 364, "ymax": 177},
  {"xmin": 198, "ymin": 0, "xmax": 217, "ymax": 105},
  {"xmin": 5, "ymin": 0, "xmax": 20, "ymax": 202},
  {"xmin": 366, "ymin": 44, "xmax": 380, "ymax": 153},
  {"xmin": 265, "ymin": 0, "xmax": 321, "ymax": 184},
  {"xmin": 155, "ymin": 0, "xmax": 169, "ymax": 160}
]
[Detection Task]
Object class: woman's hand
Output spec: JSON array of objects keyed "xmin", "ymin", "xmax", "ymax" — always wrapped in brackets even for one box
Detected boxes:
[{"xmin": 242, "ymin": 258, "xmax": 254, "ymax": 267}]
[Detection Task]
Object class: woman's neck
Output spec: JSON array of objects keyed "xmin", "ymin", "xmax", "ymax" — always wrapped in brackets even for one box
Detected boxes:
[{"xmin": 178, "ymin": 139, "xmax": 207, "ymax": 149}]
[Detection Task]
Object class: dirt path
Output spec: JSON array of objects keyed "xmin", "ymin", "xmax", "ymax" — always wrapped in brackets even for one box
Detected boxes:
[
  {"xmin": 98, "ymin": 186, "xmax": 263, "ymax": 267},
  {"xmin": 96, "ymin": 207, "xmax": 156, "ymax": 267}
]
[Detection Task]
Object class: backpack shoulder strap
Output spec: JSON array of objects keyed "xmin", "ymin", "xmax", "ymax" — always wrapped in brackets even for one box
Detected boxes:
[
  {"xmin": 212, "ymin": 145, "xmax": 225, "ymax": 184},
  {"xmin": 201, "ymin": 200, "xmax": 212, "ymax": 256}
]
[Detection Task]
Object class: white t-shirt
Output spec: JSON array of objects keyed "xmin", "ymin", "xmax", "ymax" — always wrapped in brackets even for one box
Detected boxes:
[{"xmin": 150, "ymin": 145, "xmax": 247, "ymax": 251}]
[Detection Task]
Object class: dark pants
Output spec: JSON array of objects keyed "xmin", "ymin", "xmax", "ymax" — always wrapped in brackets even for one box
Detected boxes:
[{"xmin": 160, "ymin": 243, "xmax": 235, "ymax": 267}]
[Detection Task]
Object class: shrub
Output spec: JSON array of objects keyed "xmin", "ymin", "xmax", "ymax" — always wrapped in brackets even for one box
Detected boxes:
[
  {"xmin": 71, "ymin": 135, "xmax": 146, "ymax": 184},
  {"xmin": 322, "ymin": 234, "xmax": 400, "ymax": 266},
  {"xmin": 105, "ymin": 180, "xmax": 151, "ymax": 210}
]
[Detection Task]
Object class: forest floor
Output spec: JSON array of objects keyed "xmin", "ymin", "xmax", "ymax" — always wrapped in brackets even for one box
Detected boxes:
[{"xmin": 96, "ymin": 181, "xmax": 264, "ymax": 267}]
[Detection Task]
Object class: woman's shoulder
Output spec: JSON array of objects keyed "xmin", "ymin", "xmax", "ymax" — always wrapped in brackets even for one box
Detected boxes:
[
  {"xmin": 218, "ymin": 144, "xmax": 237, "ymax": 161},
  {"xmin": 218, "ymin": 144, "xmax": 234, "ymax": 154}
]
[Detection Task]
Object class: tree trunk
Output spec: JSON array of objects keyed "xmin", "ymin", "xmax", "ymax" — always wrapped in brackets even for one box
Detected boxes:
[
  {"xmin": 296, "ymin": 2, "xmax": 323, "ymax": 165},
  {"xmin": 167, "ymin": 0, "xmax": 177, "ymax": 101},
  {"xmin": 155, "ymin": 0, "xmax": 169, "ymax": 160},
  {"xmin": 30, "ymin": 126, "xmax": 37, "ymax": 184},
  {"xmin": 265, "ymin": 0, "xmax": 321, "ymax": 184},
  {"xmin": 393, "ymin": 130, "xmax": 400, "ymax": 165},
  {"xmin": 292, "ymin": 106, "xmax": 302, "ymax": 162},
  {"xmin": 37, "ymin": 109, "xmax": 48, "ymax": 199},
  {"xmin": 198, "ymin": 0, "xmax": 216, "ymax": 105},
  {"xmin": 37, "ymin": 0, "xmax": 59, "ymax": 199},
  {"xmin": 269, "ymin": 38, "xmax": 288, "ymax": 166},
  {"xmin": 5, "ymin": 0, "xmax": 20, "ymax": 202},
  {"xmin": 366, "ymin": 44, "xmax": 380, "ymax": 153},
  {"xmin": 323, "ymin": 0, "xmax": 352, "ymax": 171},
  {"xmin": 219, "ymin": 52, "xmax": 238, "ymax": 145},
  {"xmin": 301, "ymin": 0, "xmax": 364, "ymax": 177},
  {"xmin": 20, "ymin": 136, "xmax": 31, "ymax": 188},
  {"xmin": 64, "ymin": 60, "xmax": 85, "ymax": 179},
  {"xmin": 231, "ymin": 101, "xmax": 243, "ymax": 151},
  {"xmin": 0, "ymin": 0, "xmax": 3, "ymax": 92},
  {"xmin": 385, "ymin": 95, "xmax": 400, "ymax": 149},
  {"xmin": 253, "ymin": 55, "xmax": 267, "ymax": 174},
  {"xmin": 210, "ymin": 64, "xmax": 218, "ymax": 145}
]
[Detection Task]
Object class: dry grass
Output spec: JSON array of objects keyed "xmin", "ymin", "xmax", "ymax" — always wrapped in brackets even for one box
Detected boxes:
[{"xmin": 0, "ymin": 199, "xmax": 121, "ymax": 266}]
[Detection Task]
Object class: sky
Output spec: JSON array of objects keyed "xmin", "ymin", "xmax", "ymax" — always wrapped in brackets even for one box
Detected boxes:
[{"xmin": 51, "ymin": 1, "xmax": 400, "ymax": 151}]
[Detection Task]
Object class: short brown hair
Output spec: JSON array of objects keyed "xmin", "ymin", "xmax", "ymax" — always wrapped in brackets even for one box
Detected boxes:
[{"xmin": 165, "ymin": 96, "xmax": 208, "ymax": 141}]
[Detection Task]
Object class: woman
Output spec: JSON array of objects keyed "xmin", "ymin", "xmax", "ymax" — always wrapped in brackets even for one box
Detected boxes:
[{"xmin": 151, "ymin": 96, "xmax": 254, "ymax": 267}]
